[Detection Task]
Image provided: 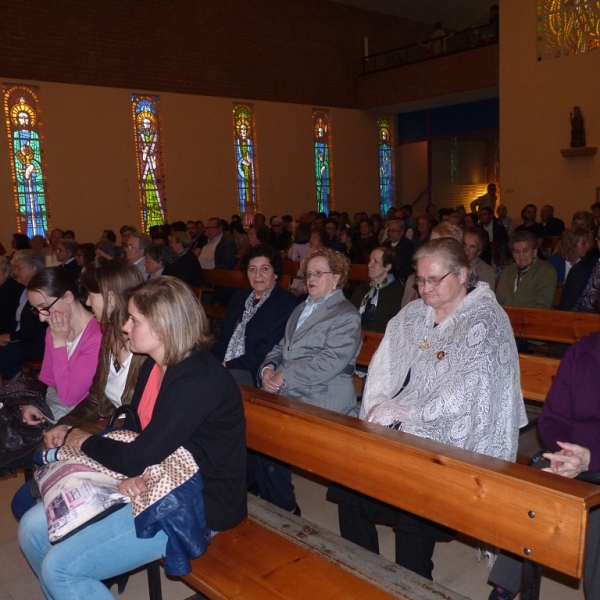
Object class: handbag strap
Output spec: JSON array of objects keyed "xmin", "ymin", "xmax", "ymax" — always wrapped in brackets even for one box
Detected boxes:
[{"xmin": 107, "ymin": 405, "xmax": 141, "ymax": 433}]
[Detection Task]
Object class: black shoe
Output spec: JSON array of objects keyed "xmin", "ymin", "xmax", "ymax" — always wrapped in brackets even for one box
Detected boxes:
[
  {"xmin": 292, "ymin": 504, "xmax": 301, "ymax": 517},
  {"xmin": 488, "ymin": 586, "xmax": 515, "ymax": 600}
]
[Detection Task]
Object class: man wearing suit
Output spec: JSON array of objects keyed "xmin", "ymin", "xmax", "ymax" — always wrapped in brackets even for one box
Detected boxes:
[
  {"xmin": 479, "ymin": 207, "xmax": 508, "ymax": 242},
  {"xmin": 125, "ymin": 232, "xmax": 151, "ymax": 279},
  {"xmin": 56, "ymin": 239, "xmax": 81, "ymax": 280},
  {"xmin": 199, "ymin": 218, "xmax": 236, "ymax": 270},
  {"xmin": 382, "ymin": 218, "xmax": 414, "ymax": 283},
  {"xmin": 540, "ymin": 204, "xmax": 565, "ymax": 237}
]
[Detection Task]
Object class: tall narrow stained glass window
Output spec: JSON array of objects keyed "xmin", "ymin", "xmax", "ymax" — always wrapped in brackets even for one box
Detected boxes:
[
  {"xmin": 131, "ymin": 95, "xmax": 166, "ymax": 230},
  {"xmin": 537, "ymin": 0, "xmax": 600, "ymax": 61},
  {"xmin": 313, "ymin": 109, "xmax": 333, "ymax": 214},
  {"xmin": 3, "ymin": 84, "xmax": 49, "ymax": 237},
  {"xmin": 233, "ymin": 104, "xmax": 258, "ymax": 226},
  {"xmin": 377, "ymin": 116, "xmax": 394, "ymax": 214}
]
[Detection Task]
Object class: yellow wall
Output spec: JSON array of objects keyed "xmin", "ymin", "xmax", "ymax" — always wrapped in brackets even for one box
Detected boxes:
[
  {"xmin": 500, "ymin": 1, "xmax": 600, "ymax": 224},
  {"xmin": 0, "ymin": 79, "xmax": 380, "ymax": 247}
]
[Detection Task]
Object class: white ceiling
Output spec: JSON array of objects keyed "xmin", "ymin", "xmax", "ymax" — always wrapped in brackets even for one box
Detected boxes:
[{"xmin": 329, "ymin": 0, "xmax": 494, "ymax": 31}]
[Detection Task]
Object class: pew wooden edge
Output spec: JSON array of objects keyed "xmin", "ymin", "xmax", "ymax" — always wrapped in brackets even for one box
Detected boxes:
[
  {"xmin": 180, "ymin": 495, "xmax": 468, "ymax": 600},
  {"xmin": 240, "ymin": 385, "xmax": 600, "ymax": 578}
]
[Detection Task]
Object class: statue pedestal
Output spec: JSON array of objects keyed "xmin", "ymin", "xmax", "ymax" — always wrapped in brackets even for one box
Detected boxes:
[{"xmin": 560, "ymin": 147, "xmax": 598, "ymax": 157}]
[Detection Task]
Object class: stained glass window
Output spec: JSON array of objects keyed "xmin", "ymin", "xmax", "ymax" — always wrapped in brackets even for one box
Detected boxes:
[
  {"xmin": 3, "ymin": 83, "xmax": 49, "ymax": 237},
  {"xmin": 537, "ymin": 0, "xmax": 600, "ymax": 61},
  {"xmin": 132, "ymin": 95, "xmax": 166, "ymax": 230},
  {"xmin": 377, "ymin": 116, "xmax": 394, "ymax": 214},
  {"xmin": 233, "ymin": 104, "xmax": 258, "ymax": 226},
  {"xmin": 313, "ymin": 109, "xmax": 333, "ymax": 214}
]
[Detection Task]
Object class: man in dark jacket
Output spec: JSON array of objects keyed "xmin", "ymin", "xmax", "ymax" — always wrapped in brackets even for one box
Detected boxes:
[{"xmin": 382, "ymin": 219, "xmax": 414, "ymax": 283}]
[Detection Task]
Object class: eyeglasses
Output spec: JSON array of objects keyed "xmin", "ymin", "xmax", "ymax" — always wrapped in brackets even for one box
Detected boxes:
[
  {"xmin": 126, "ymin": 244, "xmax": 141, "ymax": 250},
  {"xmin": 30, "ymin": 296, "xmax": 60, "ymax": 316},
  {"xmin": 414, "ymin": 272, "xmax": 452, "ymax": 287},
  {"xmin": 302, "ymin": 270, "xmax": 333, "ymax": 281},
  {"xmin": 55, "ymin": 248, "xmax": 67, "ymax": 254}
]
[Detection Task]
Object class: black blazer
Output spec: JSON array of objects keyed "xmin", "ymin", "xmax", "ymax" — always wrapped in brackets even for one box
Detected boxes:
[
  {"xmin": 212, "ymin": 284, "xmax": 298, "ymax": 384},
  {"xmin": 0, "ymin": 278, "xmax": 24, "ymax": 334},
  {"xmin": 163, "ymin": 250, "xmax": 203, "ymax": 288},
  {"xmin": 10, "ymin": 300, "xmax": 47, "ymax": 361},
  {"xmin": 214, "ymin": 236, "xmax": 237, "ymax": 270}
]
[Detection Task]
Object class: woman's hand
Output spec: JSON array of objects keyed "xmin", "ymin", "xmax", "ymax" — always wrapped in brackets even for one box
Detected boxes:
[
  {"xmin": 65, "ymin": 427, "xmax": 92, "ymax": 449},
  {"xmin": 262, "ymin": 368, "xmax": 284, "ymax": 394},
  {"xmin": 48, "ymin": 310, "xmax": 71, "ymax": 348},
  {"xmin": 44, "ymin": 425, "xmax": 70, "ymax": 448},
  {"xmin": 0, "ymin": 333, "xmax": 10, "ymax": 346},
  {"xmin": 542, "ymin": 442, "xmax": 591, "ymax": 478},
  {"xmin": 119, "ymin": 472, "xmax": 150, "ymax": 498},
  {"xmin": 21, "ymin": 405, "xmax": 46, "ymax": 426}
]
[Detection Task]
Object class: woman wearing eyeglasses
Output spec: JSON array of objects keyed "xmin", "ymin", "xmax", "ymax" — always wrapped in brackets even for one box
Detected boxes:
[
  {"xmin": 328, "ymin": 238, "xmax": 527, "ymax": 581},
  {"xmin": 260, "ymin": 246, "xmax": 361, "ymax": 414},
  {"xmin": 23, "ymin": 267, "xmax": 102, "ymax": 425}
]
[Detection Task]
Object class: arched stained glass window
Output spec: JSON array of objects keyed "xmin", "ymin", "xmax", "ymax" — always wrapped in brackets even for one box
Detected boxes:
[
  {"xmin": 3, "ymin": 83, "xmax": 49, "ymax": 237},
  {"xmin": 537, "ymin": 0, "xmax": 600, "ymax": 61},
  {"xmin": 377, "ymin": 116, "xmax": 394, "ymax": 214},
  {"xmin": 313, "ymin": 109, "xmax": 333, "ymax": 214},
  {"xmin": 132, "ymin": 94, "xmax": 166, "ymax": 231},
  {"xmin": 233, "ymin": 103, "xmax": 258, "ymax": 226}
]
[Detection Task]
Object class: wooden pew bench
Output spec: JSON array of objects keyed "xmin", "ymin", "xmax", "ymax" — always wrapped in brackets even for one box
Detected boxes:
[
  {"xmin": 177, "ymin": 388, "xmax": 600, "ymax": 600},
  {"xmin": 504, "ymin": 306, "xmax": 600, "ymax": 345}
]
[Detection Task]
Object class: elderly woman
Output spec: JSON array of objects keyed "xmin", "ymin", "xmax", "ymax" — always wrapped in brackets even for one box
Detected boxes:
[
  {"xmin": 548, "ymin": 226, "xmax": 592, "ymax": 284},
  {"xmin": 488, "ymin": 330, "xmax": 600, "ymax": 600},
  {"xmin": 260, "ymin": 246, "xmax": 362, "ymax": 413},
  {"xmin": 163, "ymin": 231, "xmax": 203, "ymax": 288},
  {"xmin": 56, "ymin": 239, "xmax": 82, "ymax": 279},
  {"xmin": 19, "ymin": 277, "xmax": 246, "ymax": 599},
  {"xmin": 495, "ymin": 230, "xmax": 557, "ymax": 309},
  {"xmin": 329, "ymin": 238, "xmax": 527, "ymax": 580},
  {"xmin": 561, "ymin": 222, "xmax": 600, "ymax": 313},
  {"xmin": 463, "ymin": 226, "xmax": 496, "ymax": 289},
  {"xmin": 412, "ymin": 214, "xmax": 433, "ymax": 249},
  {"xmin": 0, "ymin": 251, "xmax": 47, "ymax": 381},
  {"xmin": 95, "ymin": 240, "xmax": 123, "ymax": 261},
  {"xmin": 213, "ymin": 245, "xmax": 297, "ymax": 385},
  {"xmin": 144, "ymin": 244, "xmax": 174, "ymax": 279},
  {"xmin": 75, "ymin": 243, "xmax": 96, "ymax": 271},
  {"xmin": 350, "ymin": 247, "xmax": 404, "ymax": 333},
  {"xmin": 234, "ymin": 224, "xmax": 268, "ymax": 270}
]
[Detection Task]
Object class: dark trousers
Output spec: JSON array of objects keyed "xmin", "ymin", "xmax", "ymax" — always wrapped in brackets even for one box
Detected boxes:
[
  {"xmin": 328, "ymin": 484, "xmax": 454, "ymax": 580},
  {"xmin": 247, "ymin": 450, "xmax": 296, "ymax": 512}
]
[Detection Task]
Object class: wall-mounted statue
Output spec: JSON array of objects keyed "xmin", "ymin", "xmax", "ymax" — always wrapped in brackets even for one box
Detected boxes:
[{"xmin": 570, "ymin": 106, "xmax": 586, "ymax": 148}]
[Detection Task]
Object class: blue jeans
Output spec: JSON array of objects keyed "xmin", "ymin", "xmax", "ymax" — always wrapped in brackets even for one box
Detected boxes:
[{"xmin": 19, "ymin": 502, "xmax": 168, "ymax": 600}]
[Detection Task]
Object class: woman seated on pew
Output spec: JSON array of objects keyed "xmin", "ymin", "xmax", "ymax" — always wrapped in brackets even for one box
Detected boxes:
[
  {"xmin": 349, "ymin": 247, "xmax": 404, "ymax": 333},
  {"xmin": 561, "ymin": 222, "xmax": 600, "ymax": 312},
  {"xmin": 548, "ymin": 226, "xmax": 592, "ymax": 285},
  {"xmin": 19, "ymin": 276, "xmax": 247, "ymax": 600},
  {"xmin": 23, "ymin": 267, "xmax": 103, "ymax": 425},
  {"xmin": 11, "ymin": 259, "xmax": 145, "ymax": 518},
  {"xmin": 488, "ymin": 330, "xmax": 600, "ymax": 600},
  {"xmin": 329, "ymin": 238, "xmax": 527, "ymax": 581}
]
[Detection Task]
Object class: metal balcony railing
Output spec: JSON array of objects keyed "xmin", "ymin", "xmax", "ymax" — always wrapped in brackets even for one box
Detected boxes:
[{"xmin": 362, "ymin": 23, "xmax": 498, "ymax": 75}]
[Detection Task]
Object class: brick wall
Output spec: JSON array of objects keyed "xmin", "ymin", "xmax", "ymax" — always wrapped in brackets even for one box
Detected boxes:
[
  {"xmin": 0, "ymin": 0, "xmax": 430, "ymax": 109},
  {"xmin": 359, "ymin": 44, "xmax": 499, "ymax": 109}
]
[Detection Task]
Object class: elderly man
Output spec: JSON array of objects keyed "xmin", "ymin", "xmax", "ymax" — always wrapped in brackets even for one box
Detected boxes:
[
  {"xmin": 463, "ymin": 227, "xmax": 496, "ymax": 289},
  {"xmin": 266, "ymin": 216, "xmax": 292, "ymax": 253},
  {"xmin": 382, "ymin": 219, "xmax": 414, "ymax": 283},
  {"xmin": 56, "ymin": 239, "xmax": 81, "ymax": 280},
  {"xmin": 163, "ymin": 232, "xmax": 203, "ymax": 288},
  {"xmin": 496, "ymin": 231, "xmax": 557, "ymax": 309},
  {"xmin": 540, "ymin": 204, "xmax": 565, "ymax": 237},
  {"xmin": 199, "ymin": 217, "xmax": 236, "ymax": 270},
  {"xmin": 44, "ymin": 228, "xmax": 64, "ymax": 267},
  {"xmin": 125, "ymin": 232, "xmax": 151, "ymax": 279}
]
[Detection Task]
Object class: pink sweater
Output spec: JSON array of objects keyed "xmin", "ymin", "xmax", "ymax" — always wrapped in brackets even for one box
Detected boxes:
[{"xmin": 39, "ymin": 318, "xmax": 102, "ymax": 407}]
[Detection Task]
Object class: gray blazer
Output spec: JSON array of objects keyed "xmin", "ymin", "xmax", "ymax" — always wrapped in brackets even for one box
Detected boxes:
[{"xmin": 260, "ymin": 290, "xmax": 362, "ymax": 415}]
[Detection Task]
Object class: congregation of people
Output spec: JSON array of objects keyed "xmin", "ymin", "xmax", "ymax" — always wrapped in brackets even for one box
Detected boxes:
[{"xmin": 2, "ymin": 193, "xmax": 600, "ymax": 599}]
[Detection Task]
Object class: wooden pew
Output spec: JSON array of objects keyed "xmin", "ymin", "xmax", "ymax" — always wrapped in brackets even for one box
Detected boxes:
[
  {"xmin": 179, "ymin": 387, "xmax": 600, "ymax": 600},
  {"xmin": 504, "ymin": 306, "xmax": 600, "ymax": 344}
]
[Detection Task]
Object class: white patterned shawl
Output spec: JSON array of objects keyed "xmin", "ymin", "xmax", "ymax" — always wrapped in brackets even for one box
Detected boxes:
[{"xmin": 360, "ymin": 283, "xmax": 527, "ymax": 461}]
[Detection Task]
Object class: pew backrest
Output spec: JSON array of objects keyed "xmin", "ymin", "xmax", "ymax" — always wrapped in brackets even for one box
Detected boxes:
[{"xmin": 241, "ymin": 385, "xmax": 600, "ymax": 578}]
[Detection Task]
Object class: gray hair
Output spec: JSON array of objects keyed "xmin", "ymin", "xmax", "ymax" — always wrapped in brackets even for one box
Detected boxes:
[
  {"xmin": 59, "ymin": 239, "xmax": 79, "ymax": 257},
  {"xmin": 508, "ymin": 230, "xmax": 537, "ymax": 252},
  {"xmin": 14, "ymin": 250, "xmax": 46, "ymax": 272},
  {"xmin": 172, "ymin": 231, "xmax": 192, "ymax": 250},
  {"xmin": 387, "ymin": 219, "xmax": 405, "ymax": 233},
  {"xmin": 413, "ymin": 238, "xmax": 478, "ymax": 290},
  {"xmin": 0, "ymin": 256, "xmax": 12, "ymax": 276},
  {"xmin": 129, "ymin": 232, "xmax": 152, "ymax": 251}
]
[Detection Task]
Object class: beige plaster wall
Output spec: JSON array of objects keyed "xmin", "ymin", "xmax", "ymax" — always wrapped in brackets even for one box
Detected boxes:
[
  {"xmin": 500, "ymin": 1, "xmax": 600, "ymax": 225},
  {"xmin": 0, "ymin": 79, "xmax": 380, "ymax": 248}
]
